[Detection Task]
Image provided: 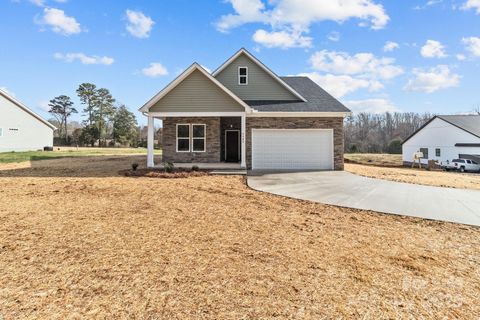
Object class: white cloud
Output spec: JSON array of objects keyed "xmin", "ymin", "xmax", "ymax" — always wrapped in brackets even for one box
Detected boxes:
[
  {"xmin": 200, "ymin": 65, "xmax": 211, "ymax": 73},
  {"xmin": 462, "ymin": 0, "xmax": 480, "ymax": 14},
  {"xmin": 141, "ymin": 62, "xmax": 168, "ymax": 77},
  {"xmin": 298, "ymin": 72, "xmax": 379, "ymax": 98},
  {"xmin": 216, "ymin": 0, "xmax": 268, "ymax": 32},
  {"xmin": 302, "ymin": 49, "xmax": 403, "ymax": 98},
  {"xmin": 217, "ymin": 0, "xmax": 389, "ymax": 31},
  {"xmin": 383, "ymin": 41, "xmax": 399, "ymax": 52},
  {"xmin": 30, "ymin": 0, "xmax": 46, "ymax": 6},
  {"xmin": 29, "ymin": 0, "xmax": 67, "ymax": 6},
  {"xmin": 456, "ymin": 53, "xmax": 466, "ymax": 61},
  {"xmin": 420, "ymin": 40, "xmax": 447, "ymax": 58},
  {"xmin": 462, "ymin": 36, "xmax": 480, "ymax": 56},
  {"xmin": 404, "ymin": 65, "xmax": 460, "ymax": 93},
  {"xmin": 309, "ymin": 50, "xmax": 403, "ymax": 80},
  {"xmin": 0, "ymin": 87, "xmax": 15, "ymax": 97},
  {"xmin": 37, "ymin": 7, "xmax": 81, "ymax": 35},
  {"xmin": 413, "ymin": 0, "xmax": 443, "ymax": 10},
  {"xmin": 38, "ymin": 100, "xmax": 51, "ymax": 112},
  {"xmin": 125, "ymin": 10, "xmax": 154, "ymax": 39},
  {"xmin": 216, "ymin": 0, "xmax": 388, "ymax": 48},
  {"xmin": 345, "ymin": 98, "xmax": 398, "ymax": 113},
  {"xmin": 54, "ymin": 52, "xmax": 114, "ymax": 65},
  {"xmin": 252, "ymin": 29, "xmax": 312, "ymax": 49},
  {"xmin": 327, "ymin": 31, "xmax": 340, "ymax": 42}
]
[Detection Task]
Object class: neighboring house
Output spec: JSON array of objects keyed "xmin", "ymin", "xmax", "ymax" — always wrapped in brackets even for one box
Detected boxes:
[
  {"xmin": 0, "ymin": 89, "xmax": 55, "ymax": 152},
  {"xmin": 402, "ymin": 115, "xmax": 480, "ymax": 165},
  {"xmin": 140, "ymin": 48, "xmax": 351, "ymax": 170}
]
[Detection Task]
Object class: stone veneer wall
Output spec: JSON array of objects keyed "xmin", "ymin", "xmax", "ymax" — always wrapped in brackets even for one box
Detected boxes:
[
  {"xmin": 162, "ymin": 117, "xmax": 221, "ymax": 163},
  {"xmin": 246, "ymin": 117, "xmax": 344, "ymax": 170}
]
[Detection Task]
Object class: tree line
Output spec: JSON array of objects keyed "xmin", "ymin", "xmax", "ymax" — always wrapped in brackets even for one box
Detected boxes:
[
  {"xmin": 344, "ymin": 112, "xmax": 434, "ymax": 154},
  {"xmin": 48, "ymin": 83, "xmax": 141, "ymax": 147}
]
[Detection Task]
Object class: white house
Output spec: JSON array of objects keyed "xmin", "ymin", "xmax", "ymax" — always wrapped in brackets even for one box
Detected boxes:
[
  {"xmin": 402, "ymin": 115, "xmax": 480, "ymax": 165},
  {"xmin": 0, "ymin": 89, "xmax": 55, "ymax": 152}
]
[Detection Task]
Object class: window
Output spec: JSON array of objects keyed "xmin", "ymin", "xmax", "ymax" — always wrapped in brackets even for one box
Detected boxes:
[
  {"xmin": 238, "ymin": 67, "xmax": 248, "ymax": 85},
  {"xmin": 176, "ymin": 124, "xmax": 190, "ymax": 152},
  {"xmin": 176, "ymin": 124, "xmax": 206, "ymax": 152},
  {"xmin": 0, "ymin": 128, "xmax": 2, "ymax": 137},
  {"xmin": 420, "ymin": 148, "xmax": 429, "ymax": 159},
  {"xmin": 435, "ymin": 148, "xmax": 441, "ymax": 157},
  {"xmin": 192, "ymin": 124, "xmax": 206, "ymax": 152}
]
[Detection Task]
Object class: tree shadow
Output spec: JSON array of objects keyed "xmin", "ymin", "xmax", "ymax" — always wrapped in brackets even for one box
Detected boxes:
[{"xmin": 0, "ymin": 155, "xmax": 158, "ymax": 178}]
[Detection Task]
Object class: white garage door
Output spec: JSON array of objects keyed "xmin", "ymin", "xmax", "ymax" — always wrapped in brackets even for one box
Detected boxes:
[{"xmin": 252, "ymin": 129, "xmax": 334, "ymax": 170}]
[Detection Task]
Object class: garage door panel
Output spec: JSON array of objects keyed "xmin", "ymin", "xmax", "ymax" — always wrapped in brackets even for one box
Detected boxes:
[{"xmin": 252, "ymin": 129, "xmax": 333, "ymax": 170}]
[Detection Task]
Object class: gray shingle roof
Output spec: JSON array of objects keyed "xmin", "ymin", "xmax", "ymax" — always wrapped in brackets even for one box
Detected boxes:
[
  {"xmin": 437, "ymin": 115, "xmax": 480, "ymax": 138},
  {"xmin": 245, "ymin": 76, "xmax": 351, "ymax": 113},
  {"xmin": 402, "ymin": 114, "xmax": 480, "ymax": 145}
]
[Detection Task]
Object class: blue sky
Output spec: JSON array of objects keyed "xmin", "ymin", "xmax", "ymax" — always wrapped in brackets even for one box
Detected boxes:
[{"xmin": 1, "ymin": 0, "xmax": 480, "ymax": 125}]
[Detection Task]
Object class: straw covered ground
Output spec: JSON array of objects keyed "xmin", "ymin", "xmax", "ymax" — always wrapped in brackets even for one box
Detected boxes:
[
  {"xmin": 345, "ymin": 163, "xmax": 480, "ymax": 190},
  {"xmin": 0, "ymin": 156, "xmax": 479, "ymax": 319}
]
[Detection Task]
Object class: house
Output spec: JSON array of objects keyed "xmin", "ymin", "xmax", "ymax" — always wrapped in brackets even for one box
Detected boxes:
[
  {"xmin": 402, "ymin": 115, "xmax": 480, "ymax": 165},
  {"xmin": 139, "ymin": 48, "xmax": 351, "ymax": 170},
  {"xmin": 0, "ymin": 89, "xmax": 55, "ymax": 152}
]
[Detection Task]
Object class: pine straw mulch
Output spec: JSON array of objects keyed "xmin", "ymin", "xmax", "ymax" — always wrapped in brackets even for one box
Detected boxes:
[
  {"xmin": 345, "ymin": 163, "xmax": 480, "ymax": 191},
  {"xmin": 120, "ymin": 168, "xmax": 209, "ymax": 179},
  {"xmin": 0, "ymin": 156, "xmax": 479, "ymax": 319}
]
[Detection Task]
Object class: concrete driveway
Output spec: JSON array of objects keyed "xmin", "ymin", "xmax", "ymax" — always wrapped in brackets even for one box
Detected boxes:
[{"xmin": 247, "ymin": 171, "xmax": 480, "ymax": 226}]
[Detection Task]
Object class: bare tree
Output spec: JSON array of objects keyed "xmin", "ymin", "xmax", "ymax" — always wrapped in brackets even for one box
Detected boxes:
[
  {"xmin": 473, "ymin": 104, "xmax": 480, "ymax": 115},
  {"xmin": 344, "ymin": 112, "xmax": 433, "ymax": 153}
]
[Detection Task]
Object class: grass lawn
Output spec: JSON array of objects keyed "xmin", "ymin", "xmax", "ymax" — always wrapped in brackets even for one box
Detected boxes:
[
  {"xmin": 344, "ymin": 153, "xmax": 480, "ymax": 190},
  {"xmin": 0, "ymin": 156, "xmax": 479, "ymax": 318},
  {"xmin": 0, "ymin": 147, "xmax": 161, "ymax": 164},
  {"xmin": 344, "ymin": 153, "xmax": 403, "ymax": 167}
]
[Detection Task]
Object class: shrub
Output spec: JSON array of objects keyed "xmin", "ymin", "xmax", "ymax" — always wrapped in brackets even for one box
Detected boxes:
[
  {"xmin": 387, "ymin": 139, "xmax": 403, "ymax": 154},
  {"xmin": 191, "ymin": 165, "xmax": 199, "ymax": 171},
  {"xmin": 164, "ymin": 161, "xmax": 174, "ymax": 173},
  {"xmin": 131, "ymin": 163, "xmax": 139, "ymax": 171}
]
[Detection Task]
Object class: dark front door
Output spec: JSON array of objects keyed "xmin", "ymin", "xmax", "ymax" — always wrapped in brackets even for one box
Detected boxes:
[{"xmin": 225, "ymin": 130, "xmax": 240, "ymax": 162}]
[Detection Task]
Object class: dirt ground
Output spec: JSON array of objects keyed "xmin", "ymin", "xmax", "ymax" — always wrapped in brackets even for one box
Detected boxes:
[
  {"xmin": 345, "ymin": 163, "xmax": 480, "ymax": 191},
  {"xmin": 0, "ymin": 156, "xmax": 479, "ymax": 319},
  {"xmin": 344, "ymin": 153, "xmax": 403, "ymax": 167},
  {"xmin": 344, "ymin": 153, "xmax": 480, "ymax": 190}
]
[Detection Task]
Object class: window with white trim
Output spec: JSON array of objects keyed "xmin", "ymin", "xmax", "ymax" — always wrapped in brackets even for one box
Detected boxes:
[
  {"xmin": 238, "ymin": 67, "xmax": 248, "ymax": 85},
  {"xmin": 176, "ymin": 124, "xmax": 190, "ymax": 152},
  {"xmin": 192, "ymin": 124, "xmax": 206, "ymax": 152},
  {"xmin": 0, "ymin": 128, "xmax": 3, "ymax": 137},
  {"xmin": 176, "ymin": 124, "xmax": 206, "ymax": 152}
]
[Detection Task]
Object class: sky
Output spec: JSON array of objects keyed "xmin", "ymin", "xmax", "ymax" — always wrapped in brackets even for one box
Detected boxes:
[{"xmin": 1, "ymin": 0, "xmax": 480, "ymax": 125}]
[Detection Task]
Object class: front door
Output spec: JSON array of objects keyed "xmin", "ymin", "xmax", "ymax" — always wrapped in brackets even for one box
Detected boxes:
[{"xmin": 225, "ymin": 130, "xmax": 240, "ymax": 162}]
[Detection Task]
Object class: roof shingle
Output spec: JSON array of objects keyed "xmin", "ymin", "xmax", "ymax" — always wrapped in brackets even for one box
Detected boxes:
[{"xmin": 245, "ymin": 76, "xmax": 351, "ymax": 113}]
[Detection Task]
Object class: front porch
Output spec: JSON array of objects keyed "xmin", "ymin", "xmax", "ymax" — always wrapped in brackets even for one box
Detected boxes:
[{"xmin": 146, "ymin": 112, "xmax": 246, "ymax": 168}]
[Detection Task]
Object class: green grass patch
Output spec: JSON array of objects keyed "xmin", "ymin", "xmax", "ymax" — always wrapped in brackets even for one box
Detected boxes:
[{"xmin": 0, "ymin": 148, "xmax": 162, "ymax": 164}]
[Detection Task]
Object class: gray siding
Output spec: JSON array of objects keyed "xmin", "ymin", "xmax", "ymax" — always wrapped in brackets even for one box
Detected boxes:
[
  {"xmin": 150, "ymin": 70, "xmax": 245, "ymax": 112},
  {"xmin": 215, "ymin": 53, "xmax": 299, "ymax": 101}
]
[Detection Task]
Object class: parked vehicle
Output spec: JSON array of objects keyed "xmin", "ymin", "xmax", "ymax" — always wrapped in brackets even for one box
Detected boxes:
[{"xmin": 441, "ymin": 158, "xmax": 480, "ymax": 172}]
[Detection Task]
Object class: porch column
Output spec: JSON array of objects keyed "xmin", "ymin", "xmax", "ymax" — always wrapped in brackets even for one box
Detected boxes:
[
  {"xmin": 241, "ymin": 114, "xmax": 246, "ymax": 168},
  {"xmin": 147, "ymin": 115, "xmax": 155, "ymax": 168}
]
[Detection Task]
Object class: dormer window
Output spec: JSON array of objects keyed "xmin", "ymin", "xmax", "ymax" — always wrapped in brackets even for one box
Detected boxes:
[{"xmin": 238, "ymin": 67, "xmax": 248, "ymax": 85}]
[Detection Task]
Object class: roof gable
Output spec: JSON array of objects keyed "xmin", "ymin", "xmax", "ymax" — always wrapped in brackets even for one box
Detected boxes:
[
  {"xmin": 437, "ymin": 115, "xmax": 480, "ymax": 138},
  {"xmin": 212, "ymin": 48, "xmax": 306, "ymax": 102},
  {"xmin": 139, "ymin": 63, "xmax": 251, "ymax": 113},
  {"xmin": 402, "ymin": 115, "xmax": 480, "ymax": 145},
  {"xmin": 0, "ymin": 89, "xmax": 56, "ymax": 130}
]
